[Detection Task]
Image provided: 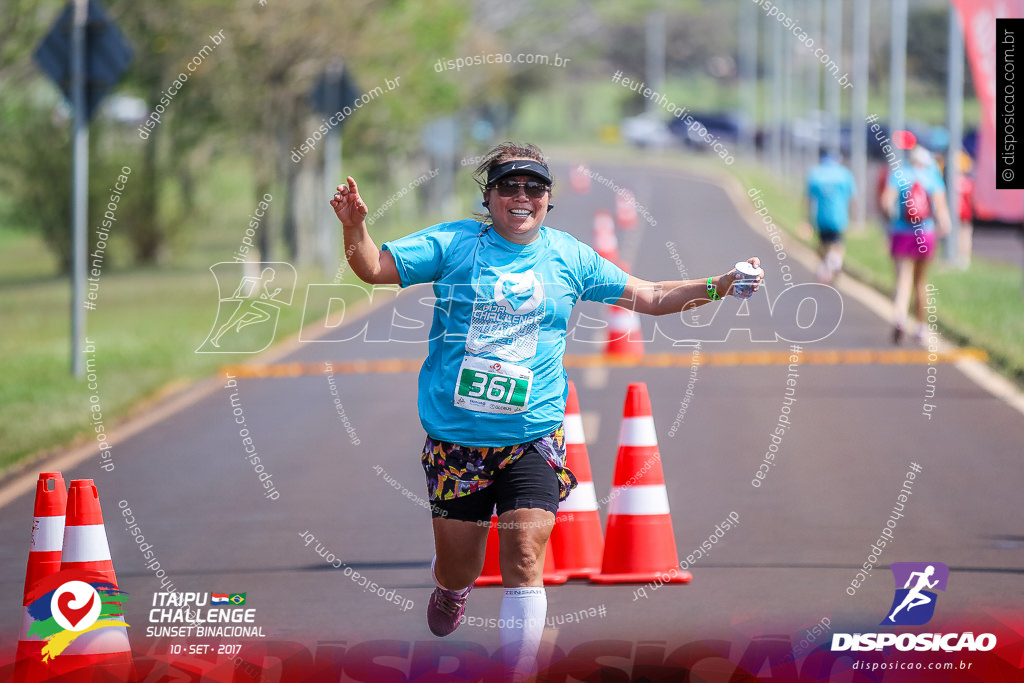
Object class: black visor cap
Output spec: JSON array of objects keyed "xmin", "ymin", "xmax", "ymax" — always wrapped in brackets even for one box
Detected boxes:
[{"xmin": 486, "ymin": 159, "xmax": 552, "ymax": 186}]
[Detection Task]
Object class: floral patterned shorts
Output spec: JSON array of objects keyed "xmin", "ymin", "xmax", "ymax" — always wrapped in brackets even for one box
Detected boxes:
[{"xmin": 421, "ymin": 426, "xmax": 577, "ymax": 503}]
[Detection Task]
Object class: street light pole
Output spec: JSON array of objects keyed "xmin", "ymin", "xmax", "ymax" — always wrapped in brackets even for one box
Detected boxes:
[
  {"xmin": 889, "ymin": 0, "xmax": 907, "ymax": 152},
  {"xmin": 770, "ymin": 2, "xmax": 783, "ymax": 174},
  {"xmin": 851, "ymin": 0, "xmax": 870, "ymax": 231},
  {"xmin": 739, "ymin": 0, "xmax": 758, "ymax": 157},
  {"xmin": 825, "ymin": 0, "xmax": 843, "ymax": 158},
  {"xmin": 645, "ymin": 11, "xmax": 666, "ymax": 116},
  {"xmin": 946, "ymin": 8, "xmax": 965, "ymax": 267}
]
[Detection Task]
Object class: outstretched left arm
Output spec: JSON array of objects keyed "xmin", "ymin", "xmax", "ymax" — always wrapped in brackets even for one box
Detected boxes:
[{"xmin": 613, "ymin": 257, "xmax": 762, "ymax": 315}]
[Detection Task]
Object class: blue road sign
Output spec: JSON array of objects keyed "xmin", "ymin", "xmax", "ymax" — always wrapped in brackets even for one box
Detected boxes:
[
  {"xmin": 310, "ymin": 64, "xmax": 361, "ymax": 123},
  {"xmin": 34, "ymin": 0, "xmax": 133, "ymax": 120}
]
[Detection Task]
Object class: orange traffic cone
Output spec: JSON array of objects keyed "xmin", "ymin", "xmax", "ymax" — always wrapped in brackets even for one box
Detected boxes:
[
  {"xmin": 49, "ymin": 479, "xmax": 135, "ymax": 680},
  {"xmin": 14, "ymin": 473, "xmax": 67, "ymax": 682},
  {"xmin": 615, "ymin": 189, "xmax": 638, "ymax": 230},
  {"xmin": 570, "ymin": 163, "xmax": 592, "ymax": 194},
  {"xmin": 475, "ymin": 510, "xmax": 568, "ymax": 587},
  {"xmin": 603, "ymin": 259, "xmax": 643, "ymax": 359},
  {"xmin": 475, "ymin": 513, "xmax": 504, "ymax": 587},
  {"xmin": 604, "ymin": 305, "xmax": 644, "ymax": 359},
  {"xmin": 591, "ymin": 384, "xmax": 691, "ymax": 584},
  {"xmin": 549, "ymin": 382, "xmax": 604, "ymax": 578},
  {"xmin": 592, "ymin": 210, "xmax": 619, "ymax": 263}
]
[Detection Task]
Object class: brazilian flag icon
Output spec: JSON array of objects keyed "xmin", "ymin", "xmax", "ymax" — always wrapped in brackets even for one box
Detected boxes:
[{"xmin": 229, "ymin": 593, "xmax": 247, "ymax": 605}]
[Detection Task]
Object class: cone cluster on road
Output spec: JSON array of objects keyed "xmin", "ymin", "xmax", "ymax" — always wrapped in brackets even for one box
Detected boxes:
[
  {"xmin": 474, "ymin": 381, "xmax": 692, "ymax": 588},
  {"xmin": 591, "ymin": 208, "xmax": 643, "ymax": 360},
  {"xmin": 14, "ymin": 474, "xmax": 135, "ymax": 682},
  {"xmin": 581, "ymin": 167, "xmax": 647, "ymax": 360}
]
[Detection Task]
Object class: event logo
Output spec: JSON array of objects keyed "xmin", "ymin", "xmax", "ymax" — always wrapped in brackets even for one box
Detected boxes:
[
  {"xmin": 493, "ymin": 270, "xmax": 543, "ymax": 315},
  {"xmin": 25, "ymin": 571, "xmax": 130, "ymax": 662},
  {"xmin": 467, "ymin": 269, "xmax": 545, "ymax": 362},
  {"xmin": 832, "ymin": 562, "xmax": 994, "ymax": 653},
  {"xmin": 196, "ymin": 262, "xmax": 296, "ymax": 353},
  {"xmin": 882, "ymin": 562, "xmax": 949, "ymax": 626}
]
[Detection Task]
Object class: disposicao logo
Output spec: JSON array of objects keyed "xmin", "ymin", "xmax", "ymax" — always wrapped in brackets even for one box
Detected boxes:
[
  {"xmin": 831, "ymin": 562, "xmax": 996, "ymax": 653},
  {"xmin": 25, "ymin": 570, "xmax": 130, "ymax": 661},
  {"xmin": 883, "ymin": 562, "xmax": 948, "ymax": 626}
]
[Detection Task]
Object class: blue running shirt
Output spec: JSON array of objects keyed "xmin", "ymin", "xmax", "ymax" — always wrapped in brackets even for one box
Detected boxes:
[
  {"xmin": 383, "ymin": 220, "xmax": 628, "ymax": 446},
  {"xmin": 807, "ymin": 160, "xmax": 856, "ymax": 232}
]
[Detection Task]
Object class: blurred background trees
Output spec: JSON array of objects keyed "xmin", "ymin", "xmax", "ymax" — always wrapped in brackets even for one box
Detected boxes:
[{"xmin": 0, "ymin": 0, "xmax": 971, "ymax": 274}]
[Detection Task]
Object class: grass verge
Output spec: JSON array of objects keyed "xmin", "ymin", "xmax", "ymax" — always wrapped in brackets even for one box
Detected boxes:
[{"xmin": 0, "ymin": 156, "xmax": 427, "ymax": 472}]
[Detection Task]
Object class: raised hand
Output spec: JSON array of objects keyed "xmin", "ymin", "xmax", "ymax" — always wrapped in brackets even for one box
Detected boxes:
[{"xmin": 330, "ymin": 176, "xmax": 369, "ymax": 227}]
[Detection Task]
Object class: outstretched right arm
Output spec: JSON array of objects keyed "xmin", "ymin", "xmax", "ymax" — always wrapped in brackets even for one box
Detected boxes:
[{"xmin": 331, "ymin": 176, "xmax": 401, "ymax": 285}]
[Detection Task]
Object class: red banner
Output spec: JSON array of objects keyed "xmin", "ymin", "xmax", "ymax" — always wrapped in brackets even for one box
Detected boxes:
[{"xmin": 952, "ymin": 0, "xmax": 1024, "ymax": 221}]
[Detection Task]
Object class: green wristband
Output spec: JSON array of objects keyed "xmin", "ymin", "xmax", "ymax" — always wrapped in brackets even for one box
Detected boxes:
[{"xmin": 707, "ymin": 277, "xmax": 721, "ymax": 301}]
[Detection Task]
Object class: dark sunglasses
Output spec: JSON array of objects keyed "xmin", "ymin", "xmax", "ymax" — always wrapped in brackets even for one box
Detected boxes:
[{"xmin": 491, "ymin": 179, "xmax": 550, "ymax": 199}]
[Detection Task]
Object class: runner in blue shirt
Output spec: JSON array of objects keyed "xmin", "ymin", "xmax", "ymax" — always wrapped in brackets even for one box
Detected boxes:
[
  {"xmin": 331, "ymin": 142, "xmax": 762, "ymax": 679},
  {"xmin": 806, "ymin": 151, "xmax": 856, "ymax": 284}
]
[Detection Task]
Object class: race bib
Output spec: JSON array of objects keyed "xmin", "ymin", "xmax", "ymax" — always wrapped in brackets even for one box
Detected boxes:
[{"xmin": 454, "ymin": 355, "xmax": 532, "ymax": 414}]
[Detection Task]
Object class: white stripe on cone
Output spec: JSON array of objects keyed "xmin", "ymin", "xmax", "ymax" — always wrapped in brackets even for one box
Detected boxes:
[
  {"xmin": 30, "ymin": 516, "xmax": 65, "ymax": 552},
  {"xmin": 608, "ymin": 308, "xmax": 641, "ymax": 329},
  {"xmin": 618, "ymin": 417, "xmax": 658, "ymax": 447},
  {"xmin": 558, "ymin": 482, "xmax": 598, "ymax": 512},
  {"xmin": 62, "ymin": 525, "xmax": 111, "ymax": 563},
  {"xmin": 607, "ymin": 485, "xmax": 671, "ymax": 516},
  {"xmin": 563, "ymin": 413, "xmax": 585, "ymax": 445}
]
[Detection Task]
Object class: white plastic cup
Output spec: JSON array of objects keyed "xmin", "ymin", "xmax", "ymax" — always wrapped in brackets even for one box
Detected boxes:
[{"xmin": 732, "ymin": 261, "xmax": 763, "ymax": 299}]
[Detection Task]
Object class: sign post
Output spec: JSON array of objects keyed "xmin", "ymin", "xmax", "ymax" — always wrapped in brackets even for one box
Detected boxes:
[
  {"xmin": 70, "ymin": 0, "xmax": 88, "ymax": 377},
  {"xmin": 34, "ymin": 0, "xmax": 133, "ymax": 376},
  {"xmin": 310, "ymin": 63, "xmax": 359, "ymax": 279}
]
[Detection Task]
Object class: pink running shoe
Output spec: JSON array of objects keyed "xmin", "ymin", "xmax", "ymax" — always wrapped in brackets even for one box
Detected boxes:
[{"xmin": 427, "ymin": 585, "xmax": 472, "ymax": 637}]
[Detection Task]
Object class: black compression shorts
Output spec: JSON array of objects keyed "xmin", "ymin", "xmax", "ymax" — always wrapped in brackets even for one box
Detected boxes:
[{"xmin": 429, "ymin": 446, "xmax": 560, "ymax": 522}]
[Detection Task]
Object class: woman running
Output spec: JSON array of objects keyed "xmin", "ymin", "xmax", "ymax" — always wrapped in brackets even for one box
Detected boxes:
[
  {"xmin": 880, "ymin": 146, "xmax": 951, "ymax": 344},
  {"xmin": 331, "ymin": 142, "xmax": 762, "ymax": 679}
]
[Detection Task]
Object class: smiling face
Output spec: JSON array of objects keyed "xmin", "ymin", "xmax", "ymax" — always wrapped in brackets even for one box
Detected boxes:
[{"xmin": 484, "ymin": 165, "xmax": 550, "ymax": 245}]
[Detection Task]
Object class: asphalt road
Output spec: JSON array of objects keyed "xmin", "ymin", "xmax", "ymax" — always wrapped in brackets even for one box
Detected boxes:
[{"xmin": 2, "ymin": 158, "xmax": 1022, "ymax": 681}]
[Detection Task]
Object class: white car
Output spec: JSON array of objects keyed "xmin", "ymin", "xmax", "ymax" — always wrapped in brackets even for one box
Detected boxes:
[{"xmin": 621, "ymin": 114, "xmax": 674, "ymax": 149}]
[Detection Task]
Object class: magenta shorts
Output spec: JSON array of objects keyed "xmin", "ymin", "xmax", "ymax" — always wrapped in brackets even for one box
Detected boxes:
[{"xmin": 890, "ymin": 231, "xmax": 936, "ymax": 260}]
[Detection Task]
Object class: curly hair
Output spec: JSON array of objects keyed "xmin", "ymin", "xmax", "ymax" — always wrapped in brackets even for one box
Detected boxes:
[{"xmin": 472, "ymin": 142, "xmax": 551, "ymax": 223}]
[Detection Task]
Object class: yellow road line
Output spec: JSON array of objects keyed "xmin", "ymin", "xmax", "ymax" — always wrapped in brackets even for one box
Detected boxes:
[{"xmin": 222, "ymin": 348, "xmax": 988, "ymax": 379}]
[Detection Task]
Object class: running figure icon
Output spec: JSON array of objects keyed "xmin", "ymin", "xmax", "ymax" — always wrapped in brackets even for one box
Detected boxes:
[
  {"xmin": 210, "ymin": 267, "xmax": 284, "ymax": 347},
  {"xmin": 196, "ymin": 261, "xmax": 296, "ymax": 354},
  {"xmin": 887, "ymin": 565, "xmax": 939, "ymax": 623}
]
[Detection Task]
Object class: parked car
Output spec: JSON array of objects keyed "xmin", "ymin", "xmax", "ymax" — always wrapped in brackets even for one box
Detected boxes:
[
  {"xmin": 621, "ymin": 113, "xmax": 675, "ymax": 149},
  {"xmin": 667, "ymin": 110, "xmax": 745, "ymax": 149}
]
